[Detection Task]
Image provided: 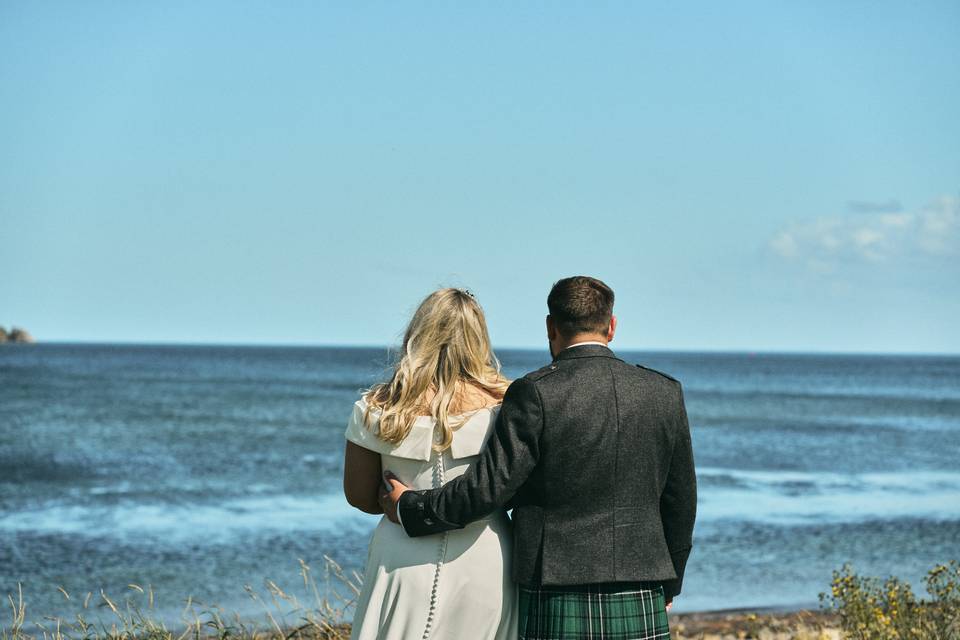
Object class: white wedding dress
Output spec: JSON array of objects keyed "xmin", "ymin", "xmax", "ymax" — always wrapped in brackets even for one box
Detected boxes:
[{"xmin": 344, "ymin": 396, "xmax": 518, "ymax": 640}]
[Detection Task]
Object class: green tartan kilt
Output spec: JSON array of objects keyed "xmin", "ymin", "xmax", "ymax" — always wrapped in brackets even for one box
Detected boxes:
[{"xmin": 518, "ymin": 582, "xmax": 671, "ymax": 640}]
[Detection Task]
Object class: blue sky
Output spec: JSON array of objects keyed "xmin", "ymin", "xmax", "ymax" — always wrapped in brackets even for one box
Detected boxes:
[{"xmin": 1, "ymin": 2, "xmax": 958, "ymax": 353}]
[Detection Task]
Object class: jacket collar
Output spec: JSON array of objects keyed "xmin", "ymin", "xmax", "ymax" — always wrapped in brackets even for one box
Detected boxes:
[{"xmin": 554, "ymin": 343, "xmax": 617, "ymax": 362}]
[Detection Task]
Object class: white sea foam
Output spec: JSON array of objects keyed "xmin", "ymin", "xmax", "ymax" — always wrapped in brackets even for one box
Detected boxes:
[
  {"xmin": 697, "ymin": 467, "xmax": 960, "ymax": 523},
  {"xmin": 8, "ymin": 468, "xmax": 959, "ymax": 542},
  {"xmin": 1, "ymin": 494, "xmax": 377, "ymax": 543}
]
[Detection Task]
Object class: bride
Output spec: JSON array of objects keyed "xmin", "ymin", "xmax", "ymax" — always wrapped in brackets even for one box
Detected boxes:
[{"xmin": 342, "ymin": 288, "xmax": 518, "ymax": 639}]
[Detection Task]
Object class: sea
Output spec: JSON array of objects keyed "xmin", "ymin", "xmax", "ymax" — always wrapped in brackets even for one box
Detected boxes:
[{"xmin": 2, "ymin": 343, "xmax": 959, "ymax": 629}]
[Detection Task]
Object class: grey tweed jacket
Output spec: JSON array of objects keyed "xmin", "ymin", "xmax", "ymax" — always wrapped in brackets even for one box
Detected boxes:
[{"xmin": 397, "ymin": 343, "xmax": 697, "ymax": 600}]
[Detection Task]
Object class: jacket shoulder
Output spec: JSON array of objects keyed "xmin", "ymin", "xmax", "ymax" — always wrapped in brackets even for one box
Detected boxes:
[
  {"xmin": 633, "ymin": 363, "xmax": 681, "ymax": 385},
  {"xmin": 524, "ymin": 361, "xmax": 561, "ymax": 382}
]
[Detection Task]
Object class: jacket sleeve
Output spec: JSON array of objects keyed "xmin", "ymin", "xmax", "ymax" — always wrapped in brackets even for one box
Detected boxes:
[
  {"xmin": 397, "ymin": 376, "xmax": 544, "ymax": 537},
  {"xmin": 658, "ymin": 382, "xmax": 697, "ymax": 600}
]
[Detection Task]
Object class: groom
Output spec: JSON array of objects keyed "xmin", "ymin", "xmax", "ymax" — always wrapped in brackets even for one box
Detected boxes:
[{"xmin": 381, "ymin": 276, "xmax": 697, "ymax": 638}]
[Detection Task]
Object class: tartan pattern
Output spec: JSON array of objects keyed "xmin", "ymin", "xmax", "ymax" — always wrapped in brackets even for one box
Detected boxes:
[{"xmin": 518, "ymin": 582, "xmax": 671, "ymax": 640}]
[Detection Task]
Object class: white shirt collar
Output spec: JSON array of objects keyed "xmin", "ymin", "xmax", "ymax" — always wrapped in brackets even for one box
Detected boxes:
[{"xmin": 563, "ymin": 340, "xmax": 608, "ymax": 351}]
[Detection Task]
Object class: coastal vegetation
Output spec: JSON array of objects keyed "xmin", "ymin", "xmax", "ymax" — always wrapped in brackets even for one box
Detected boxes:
[
  {"xmin": 3, "ymin": 559, "xmax": 957, "ymax": 640},
  {"xmin": 819, "ymin": 560, "xmax": 960, "ymax": 639},
  {"xmin": 0, "ymin": 326, "xmax": 34, "ymax": 343}
]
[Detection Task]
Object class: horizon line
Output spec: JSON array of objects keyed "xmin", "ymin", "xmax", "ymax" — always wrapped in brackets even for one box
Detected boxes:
[{"xmin": 17, "ymin": 339, "xmax": 960, "ymax": 358}]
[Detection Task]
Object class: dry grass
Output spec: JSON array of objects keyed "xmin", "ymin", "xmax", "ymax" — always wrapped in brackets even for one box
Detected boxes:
[
  {"xmin": 2, "ymin": 557, "xmax": 358, "ymax": 640},
  {"xmin": 6, "ymin": 559, "xmax": 958, "ymax": 640}
]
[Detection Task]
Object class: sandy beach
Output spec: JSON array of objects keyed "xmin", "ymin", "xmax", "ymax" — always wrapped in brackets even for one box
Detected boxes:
[
  {"xmin": 669, "ymin": 607, "xmax": 840, "ymax": 639},
  {"xmin": 279, "ymin": 607, "xmax": 844, "ymax": 640},
  {"xmin": 180, "ymin": 608, "xmax": 848, "ymax": 640},
  {"xmin": 239, "ymin": 607, "xmax": 846, "ymax": 640}
]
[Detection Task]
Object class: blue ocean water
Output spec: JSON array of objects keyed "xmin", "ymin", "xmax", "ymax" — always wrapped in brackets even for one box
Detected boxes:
[{"xmin": 1, "ymin": 343, "xmax": 959, "ymax": 627}]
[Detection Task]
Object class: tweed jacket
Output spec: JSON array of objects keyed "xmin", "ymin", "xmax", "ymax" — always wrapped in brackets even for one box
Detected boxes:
[{"xmin": 397, "ymin": 343, "xmax": 697, "ymax": 600}]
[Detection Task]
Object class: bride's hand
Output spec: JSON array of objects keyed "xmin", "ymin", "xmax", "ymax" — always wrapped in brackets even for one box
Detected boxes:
[{"xmin": 665, "ymin": 599, "xmax": 673, "ymax": 612}]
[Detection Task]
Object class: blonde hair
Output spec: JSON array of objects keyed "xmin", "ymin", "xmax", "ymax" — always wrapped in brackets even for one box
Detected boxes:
[{"xmin": 363, "ymin": 288, "xmax": 510, "ymax": 452}]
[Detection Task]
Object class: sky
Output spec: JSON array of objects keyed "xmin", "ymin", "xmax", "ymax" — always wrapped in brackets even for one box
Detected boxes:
[{"xmin": 1, "ymin": 2, "xmax": 958, "ymax": 353}]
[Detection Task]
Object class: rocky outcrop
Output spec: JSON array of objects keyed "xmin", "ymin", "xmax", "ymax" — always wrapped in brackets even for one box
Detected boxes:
[{"xmin": 0, "ymin": 326, "xmax": 35, "ymax": 343}]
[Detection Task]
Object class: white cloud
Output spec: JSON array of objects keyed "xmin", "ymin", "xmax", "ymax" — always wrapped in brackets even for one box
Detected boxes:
[
  {"xmin": 879, "ymin": 213, "xmax": 914, "ymax": 228},
  {"xmin": 770, "ymin": 231, "xmax": 799, "ymax": 258},
  {"xmin": 769, "ymin": 195, "xmax": 959, "ymax": 269},
  {"xmin": 846, "ymin": 199, "xmax": 903, "ymax": 214}
]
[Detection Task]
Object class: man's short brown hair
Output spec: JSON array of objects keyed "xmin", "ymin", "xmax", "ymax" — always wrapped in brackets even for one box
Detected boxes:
[{"xmin": 547, "ymin": 276, "xmax": 615, "ymax": 337}]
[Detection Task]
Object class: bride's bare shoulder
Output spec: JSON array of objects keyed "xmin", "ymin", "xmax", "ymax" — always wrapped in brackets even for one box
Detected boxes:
[
  {"xmin": 456, "ymin": 383, "xmax": 504, "ymax": 412},
  {"xmin": 408, "ymin": 381, "xmax": 507, "ymax": 416}
]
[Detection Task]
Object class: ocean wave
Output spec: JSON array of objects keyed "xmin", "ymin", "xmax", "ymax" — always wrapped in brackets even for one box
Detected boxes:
[
  {"xmin": 1, "ymin": 494, "xmax": 377, "ymax": 543},
  {"xmin": 688, "ymin": 386, "xmax": 960, "ymax": 405},
  {"xmin": 0, "ymin": 453, "xmax": 102, "ymax": 483},
  {"xmin": 697, "ymin": 467, "xmax": 960, "ymax": 523},
  {"xmin": 692, "ymin": 414, "xmax": 959, "ymax": 433}
]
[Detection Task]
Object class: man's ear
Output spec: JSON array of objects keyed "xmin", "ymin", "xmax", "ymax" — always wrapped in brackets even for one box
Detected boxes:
[
  {"xmin": 607, "ymin": 315, "xmax": 617, "ymax": 342},
  {"xmin": 546, "ymin": 315, "xmax": 557, "ymax": 341}
]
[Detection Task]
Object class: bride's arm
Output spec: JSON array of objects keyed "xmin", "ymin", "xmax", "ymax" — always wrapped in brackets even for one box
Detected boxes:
[{"xmin": 343, "ymin": 441, "xmax": 384, "ymax": 514}]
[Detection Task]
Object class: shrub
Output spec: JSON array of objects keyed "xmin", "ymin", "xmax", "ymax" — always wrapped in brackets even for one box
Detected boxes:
[{"xmin": 819, "ymin": 560, "xmax": 960, "ymax": 639}]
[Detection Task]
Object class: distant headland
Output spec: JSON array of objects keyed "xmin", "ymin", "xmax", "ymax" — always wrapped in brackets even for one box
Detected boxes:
[{"xmin": 0, "ymin": 325, "xmax": 35, "ymax": 343}]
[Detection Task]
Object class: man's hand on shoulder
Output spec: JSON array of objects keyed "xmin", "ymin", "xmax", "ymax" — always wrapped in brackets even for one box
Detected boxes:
[{"xmin": 377, "ymin": 470, "xmax": 409, "ymax": 524}]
